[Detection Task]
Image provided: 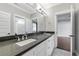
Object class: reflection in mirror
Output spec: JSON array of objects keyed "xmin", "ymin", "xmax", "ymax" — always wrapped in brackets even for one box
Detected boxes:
[
  {"xmin": 32, "ymin": 20, "xmax": 37, "ymax": 32},
  {"xmin": 14, "ymin": 16, "xmax": 25, "ymax": 34}
]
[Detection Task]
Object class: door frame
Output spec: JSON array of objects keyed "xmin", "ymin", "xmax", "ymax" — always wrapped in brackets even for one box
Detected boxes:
[{"xmin": 55, "ymin": 4, "xmax": 75, "ymax": 56}]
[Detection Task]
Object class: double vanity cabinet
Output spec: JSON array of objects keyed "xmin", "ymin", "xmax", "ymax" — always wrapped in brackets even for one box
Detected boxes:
[
  {"xmin": 22, "ymin": 35, "xmax": 56, "ymax": 56},
  {"xmin": 0, "ymin": 33, "xmax": 56, "ymax": 56}
]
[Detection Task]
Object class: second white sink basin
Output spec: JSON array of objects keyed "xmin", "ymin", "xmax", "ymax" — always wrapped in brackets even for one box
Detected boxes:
[{"xmin": 16, "ymin": 39, "xmax": 36, "ymax": 46}]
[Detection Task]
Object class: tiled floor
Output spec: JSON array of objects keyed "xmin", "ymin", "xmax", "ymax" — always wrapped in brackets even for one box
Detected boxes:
[{"xmin": 52, "ymin": 48, "xmax": 71, "ymax": 56}]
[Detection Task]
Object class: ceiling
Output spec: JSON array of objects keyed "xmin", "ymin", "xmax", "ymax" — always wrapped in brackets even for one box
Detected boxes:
[
  {"xmin": 40, "ymin": 3, "xmax": 60, "ymax": 9},
  {"xmin": 10, "ymin": 3, "xmax": 60, "ymax": 15}
]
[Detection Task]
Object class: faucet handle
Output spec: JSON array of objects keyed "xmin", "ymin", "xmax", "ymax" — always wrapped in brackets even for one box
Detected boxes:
[{"xmin": 17, "ymin": 37, "xmax": 20, "ymax": 41}]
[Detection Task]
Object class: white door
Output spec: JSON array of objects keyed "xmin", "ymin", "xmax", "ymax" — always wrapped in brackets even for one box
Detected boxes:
[{"xmin": 55, "ymin": 4, "xmax": 75, "ymax": 56}]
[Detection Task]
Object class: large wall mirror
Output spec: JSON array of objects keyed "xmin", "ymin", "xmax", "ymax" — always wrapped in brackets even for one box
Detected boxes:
[{"xmin": 14, "ymin": 15, "xmax": 25, "ymax": 34}]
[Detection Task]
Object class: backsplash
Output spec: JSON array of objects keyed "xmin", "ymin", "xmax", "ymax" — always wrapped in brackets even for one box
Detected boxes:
[{"xmin": 0, "ymin": 31, "xmax": 55, "ymax": 42}]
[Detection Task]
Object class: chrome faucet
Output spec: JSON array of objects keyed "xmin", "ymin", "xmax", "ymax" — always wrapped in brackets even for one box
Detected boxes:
[
  {"xmin": 15, "ymin": 33, "xmax": 21, "ymax": 41},
  {"xmin": 24, "ymin": 32, "xmax": 28, "ymax": 40}
]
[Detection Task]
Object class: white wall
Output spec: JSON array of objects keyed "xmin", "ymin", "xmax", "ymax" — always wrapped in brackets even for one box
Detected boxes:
[
  {"xmin": 37, "ymin": 16, "xmax": 46, "ymax": 31},
  {"xmin": 46, "ymin": 4, "xmax": 71, "ymax": 32},
  {"xmin": 74, "ymin": 3, "xmax": 79, "ymax": 54},
  {"xmin": 31, "ymin": 13, "xmax": 47, "ymax": 32},
  {"xmin": 58, "ymin": 21, "xmax": 71, "ymax": 37}
]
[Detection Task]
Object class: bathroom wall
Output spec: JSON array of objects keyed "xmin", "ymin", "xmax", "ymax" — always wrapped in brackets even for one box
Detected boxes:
[
  {"xmin": 74, "ymin": 3, "xmax": 79, "ymax": 55},
  {"xmin": 47, "ymin": 3, "xmax": 71, "ymax": 32}
]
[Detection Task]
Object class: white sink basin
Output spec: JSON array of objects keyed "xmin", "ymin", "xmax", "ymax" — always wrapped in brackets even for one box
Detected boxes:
[{"xmin": 16, "ymin": 39, "xmax": 36, "ymax": 46}]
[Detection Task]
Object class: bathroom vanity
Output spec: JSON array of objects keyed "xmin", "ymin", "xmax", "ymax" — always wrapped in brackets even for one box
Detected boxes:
[{"xmin": 0, "ymin": 32, "xmax": 56, "ymax": 56}]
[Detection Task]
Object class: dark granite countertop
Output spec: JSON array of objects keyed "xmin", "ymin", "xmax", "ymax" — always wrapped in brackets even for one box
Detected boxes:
[
  {"xmin": 0, "ymin": 31, "xmax": 55, "ymax": 56},
  {"xmin": 16, "ymin": 32, "xmax": 55, "ymax": 56}
]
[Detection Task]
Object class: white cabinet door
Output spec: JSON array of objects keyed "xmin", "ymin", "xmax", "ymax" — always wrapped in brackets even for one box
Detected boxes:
[
  {"xmin": 0, "ymin": 11, "xmax": 10, "ymax": 37},
  {"xmin": 33, "ymin": 40, "xmax": 47, "ymax": 56},
  {"xmin": 32, "ymin": 35, "xmax": 55, "ymax": 56},
  {"xmin": 50, "ymin": 35, "xmax": 54, "ymax": 53},
  {"xmin": 47, "ymin": 38, "xmax": 52, "ymax": 56},
  {"xmin": 47, "ymin": 35, "xmax": 55, "ymax": 56},
  {"xmin": 53, "ymin": 34, "xmax": 57, "ymax": 48},
  {"xmin": 38, "ymin": 41, "xmax": 47, "ymax": 56}
]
